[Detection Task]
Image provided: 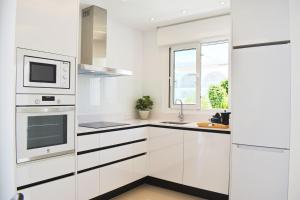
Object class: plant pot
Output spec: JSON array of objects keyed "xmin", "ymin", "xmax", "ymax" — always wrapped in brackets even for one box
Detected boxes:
[{"xmin": 138, "ymin": 110, "xmax": 150, "ymax": 120}]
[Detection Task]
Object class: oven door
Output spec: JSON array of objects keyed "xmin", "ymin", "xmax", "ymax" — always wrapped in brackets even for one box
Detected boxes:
[
  {"xmin": 23, "ymin": 56, "xmax": 62, "ymax": 88},
  {"xmin": 16, "ymin": 106, "xmax": 75, "ymax": 163}
]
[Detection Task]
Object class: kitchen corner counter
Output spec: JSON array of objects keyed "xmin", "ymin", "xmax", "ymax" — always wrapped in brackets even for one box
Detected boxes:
[{"xmin": 77, "ymin": 120, "xmax": 231, "ymax": 136}]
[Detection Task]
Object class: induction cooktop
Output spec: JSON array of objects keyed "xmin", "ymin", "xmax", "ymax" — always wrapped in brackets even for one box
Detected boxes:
[{"xmin": 79, "ymin": 121, "xmax": 130, "ymax": 129}]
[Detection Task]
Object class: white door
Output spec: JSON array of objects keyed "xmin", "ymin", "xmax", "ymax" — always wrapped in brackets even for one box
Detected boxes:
[
  {"xmin": 231, "ymin": 44, "xmax": 291, "ymax": 148},
  {"xmin": 183, "ymin": 131, "xmax": 230, "ymax": 194},
  {"xmin": 230, "ymin": 144, "xmax": 289, "ymax": 200},
  {"xmin": 232, "ymin": 0, "xmax": 290, "ymax": 46},
  {"xmin": 148, "ymin": 127, "xmax": 183, "ymax": 184}
]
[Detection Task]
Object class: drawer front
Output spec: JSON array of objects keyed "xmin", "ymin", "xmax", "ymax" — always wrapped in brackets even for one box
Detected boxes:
[
  {"xmin": 77, "ymin": 152, "xmax": 100, "ymax": 171},
  {"xmin": 100, "ymin": 145, "xmax": 132, "ymax": 165},
  {"xmin": 99, "ymin": 159, "xmax": 134, "ymax": 195},
  {"xmin": 78, "ymin": 134, "xmax": 99, "ymax": 152},
  {"xmin": 100, "ymin": 128, "xmax": 147, "ymax": 147},
  {"xmin": 19, "ymin": 176, "xmax": 75, "ymax": 200},
  {"xmin": 17, "ymin": 154, "xmax": 75, "ymax": 187},
  {"xmin": 133, "ymin": 141, "xmax": 147, "ymax": 154},
  {"xmin": 78, "ymin": 169, "xmax": 100, "ymax": 200}
]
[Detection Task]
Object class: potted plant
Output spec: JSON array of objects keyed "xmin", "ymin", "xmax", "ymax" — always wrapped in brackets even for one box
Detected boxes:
[{"xmin": 135, "ymin": 96, "xmax": 154, "ymax": 120}]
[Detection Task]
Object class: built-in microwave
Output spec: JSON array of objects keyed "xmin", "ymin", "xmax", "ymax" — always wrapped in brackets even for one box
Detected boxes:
[{"xmin": 16, "ymin": 48, "xmax": 76, "ymax": 94}]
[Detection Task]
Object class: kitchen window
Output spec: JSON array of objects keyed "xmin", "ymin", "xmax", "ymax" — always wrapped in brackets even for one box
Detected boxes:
[{"xmin": 170, "ymin": 40, "xmax": 229, "ymax": 110}]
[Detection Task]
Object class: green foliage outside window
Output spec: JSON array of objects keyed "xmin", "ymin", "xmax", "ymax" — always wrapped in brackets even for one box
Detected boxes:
[{"xmin": 208, "ymin": 80, "xmax": 229, "ymax": 109}]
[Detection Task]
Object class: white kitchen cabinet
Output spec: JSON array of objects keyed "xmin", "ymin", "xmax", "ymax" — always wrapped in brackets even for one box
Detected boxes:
[
  {"xmin": 148, "ymin": 127, "xmax": 183, "ymax": 184},
  {"xmin": 99, "ymin": 127, "xmax": 147, "ymax": 147},
  {"xmin": 99, "ymin": 159, "xmax": 134, "ymax": 195},
  {"xmin": 183, "ymin": 131, "xmax": 230, "ymax": 195},
  {"xmin": 19, "ymin": 176, "xmax": 75, "ymax": 200},
  {"xmin": 77, "ymin": 152, "xmax": 100, "ymax": 171},
  {"xmin": 232, "ymin": 0, "xmax": 290, "ymax": 46},
  {"xmin": 16, "ymin": 154, "xmax": 75, "ymax": 187},
  {"xmin": 16, "ymin": 0, "xmax": 78, "ymax": 56},
  {"xmin": 132, "ymin": 155, "xmax": 148, "ymax": 181},
  {"xmin": 99, "ymin": 141, "xmax": 147, "ymax": 165},
  {"xmin": 232, "ymin": 44, "xmax": 291, "ymax": 149},
  {"xmin": 78, "ymin": 169, "xmax": 100, "ymax": 200},
  {"xmin": 230, "ymin": 144, "xmax": 289, "ymax": 200},
  {"xmin": 78, "ymin": 134, "xmax": 100, "ymax": 152}
]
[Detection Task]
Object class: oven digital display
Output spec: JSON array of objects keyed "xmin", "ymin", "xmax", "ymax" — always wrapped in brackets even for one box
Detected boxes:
[{"xmin": 29, "ymin": 62, "xmax": 57, "ymax": 83}]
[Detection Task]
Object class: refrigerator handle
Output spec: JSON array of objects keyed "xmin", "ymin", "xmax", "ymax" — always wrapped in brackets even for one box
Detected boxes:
[{"xmin": 235, "ymin": 144, "xmax": 287, "ymax": 153}]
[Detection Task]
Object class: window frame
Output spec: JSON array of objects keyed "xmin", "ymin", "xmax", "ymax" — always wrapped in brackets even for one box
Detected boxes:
[
  {"xmin": 169, "ymin": 39, "xmax": 230, "ymax": 111},
  {"xmin": 169, "ymin": 43, "xmax": 201, "ymax": 110}
]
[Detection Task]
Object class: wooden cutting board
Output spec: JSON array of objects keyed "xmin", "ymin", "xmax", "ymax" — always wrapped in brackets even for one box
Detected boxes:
[{"xmin": 196, "ymin": 122, "xmax": 229, "ymax": 129}]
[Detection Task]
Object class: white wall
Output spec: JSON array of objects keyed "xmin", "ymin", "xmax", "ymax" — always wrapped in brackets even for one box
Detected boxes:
[
  {"xmin": 142, "ymin": 16, "xmax": 231, "ymax": 121},
  {"xmin": 0, "ymin": 0, "xmax": 17, "ymax": 199},
  {"xmin": 77, "ymin": 17, "xmax": 144, "ymax": 121},
  {"xmin": 288, "ymin": 0, "xmax": 300, "ymax": 199},
  {"xmin": 157, "ymin": 15, "xmax": 230, "ymax": 46}
]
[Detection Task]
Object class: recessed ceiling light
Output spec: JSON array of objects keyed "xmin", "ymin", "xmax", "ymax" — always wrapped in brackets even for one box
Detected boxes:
[
  {"xmin": 150, "ymin": 17, "xmax": 155, "ymax": 22},
  {"xmin": 220, "ymin": 1, "xmax": 225, "ymax": 5}
]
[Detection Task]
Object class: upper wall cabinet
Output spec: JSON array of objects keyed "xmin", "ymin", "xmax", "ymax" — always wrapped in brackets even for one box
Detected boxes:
[
  {"xmin": 232, "ymin": 0, "xmax": 290, "ymax": 46},
  {"xmin": 16, "ymin": 0, "xmax": 79, "ymax": 57}
]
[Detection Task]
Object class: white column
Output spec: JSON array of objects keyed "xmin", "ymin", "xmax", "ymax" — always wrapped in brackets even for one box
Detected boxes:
[
  {"xmin": 0, "ymin": 0, "xmax": 17, "ymax": 199},
  {"xmin": 289, "ymin": 0, "xmax": 300, "ymax": 199}
]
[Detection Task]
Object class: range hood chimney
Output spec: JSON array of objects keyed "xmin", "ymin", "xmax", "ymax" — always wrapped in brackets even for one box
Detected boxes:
[{"xmin": 79, "ymin": 6, "xmax": 132, "ymax": 77}]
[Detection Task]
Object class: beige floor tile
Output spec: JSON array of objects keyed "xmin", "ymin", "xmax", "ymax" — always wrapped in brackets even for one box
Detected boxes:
[{"xmin": 112, "ymin": 184, "xmax": 206, "ymax": 200}]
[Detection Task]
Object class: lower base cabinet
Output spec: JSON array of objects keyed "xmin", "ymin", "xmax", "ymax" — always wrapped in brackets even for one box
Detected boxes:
[
  {"xmin": 19, "ymin": 176, "xmax": 75, "ymax": 200},
  {"xmin": 183, "ymin": 131, "xmax": 230, "ymax": 195},
  {"xmin": 99, "ymin": 155, "xmax": 147, "ymax": 195},
  {"xmin": 77, "ymin": 155, "xmax": 147, "ymax": 200},
  {"xmin": 78, "ymin": 169, "xmax": 100, "ymax": 200},
  {"xmin": 148, "ymin": 127, "xmax": 183, "ymax": 184}
]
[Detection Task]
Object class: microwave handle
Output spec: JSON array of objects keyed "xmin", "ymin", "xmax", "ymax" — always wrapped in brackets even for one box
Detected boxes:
[{"xmin": 16, "ymin": 106, "xmax": 74, "ymax": 113}]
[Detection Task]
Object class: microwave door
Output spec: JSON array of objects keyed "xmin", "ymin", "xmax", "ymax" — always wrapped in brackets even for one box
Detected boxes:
[
  {"xmin": 23, "ymin": 57, "xmax": 61, "ymax": 88},
  {"xmin": 16, "ymin": 106, "xmax": 75, "ymax": 163}
]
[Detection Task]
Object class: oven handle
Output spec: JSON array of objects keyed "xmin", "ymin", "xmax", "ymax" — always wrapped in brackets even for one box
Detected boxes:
[{"xmin": 16, "ymin": 106, "xmax": 75, "ymax": 113}]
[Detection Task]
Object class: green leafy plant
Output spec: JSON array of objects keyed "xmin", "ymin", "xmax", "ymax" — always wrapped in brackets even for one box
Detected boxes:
[
  {"xmin": 220, "ymin": 80, "xmax": 229, "ymax": 95},
  {"xmin": 208, "ymin": 80, "xmax": 229, "ymax": 109},
  {"xmin": 135, "ymin": 96, "xmax": 154, "ymax": 111}
]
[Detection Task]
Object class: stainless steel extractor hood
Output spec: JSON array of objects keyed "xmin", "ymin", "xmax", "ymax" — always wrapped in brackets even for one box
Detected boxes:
[{"xmin": 79, "ymin": 6, "xmax": 132, "ymax": 77}]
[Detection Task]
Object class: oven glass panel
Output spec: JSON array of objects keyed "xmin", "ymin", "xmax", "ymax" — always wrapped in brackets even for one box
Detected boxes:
[
  {"xmin": 30, "ymin": 62, "xmax": 57, "ymax": 83},
  {"xmin": 27, "ymin": 115, "xmax": 67, "ymax": 149}
]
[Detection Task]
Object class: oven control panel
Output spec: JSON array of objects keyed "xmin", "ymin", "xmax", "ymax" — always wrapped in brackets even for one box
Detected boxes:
[{"xmin": 16, "ymin": 94, "xmax": 75, "ymax": 106}]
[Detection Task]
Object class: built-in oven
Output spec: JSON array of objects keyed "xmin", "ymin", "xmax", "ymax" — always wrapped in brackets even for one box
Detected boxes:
[
  {"xmin": 16, "ymin": 95, "xmax": 75, "ymax": 163},
  {"xmin": 16, "ymin": 48, "xmax": 76, "ymax": 95}
]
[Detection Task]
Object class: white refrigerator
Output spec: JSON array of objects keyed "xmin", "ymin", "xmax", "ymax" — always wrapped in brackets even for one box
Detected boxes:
[{"xmin": 230, "ymin": 43, "xmax": 290, "ymax": 200}]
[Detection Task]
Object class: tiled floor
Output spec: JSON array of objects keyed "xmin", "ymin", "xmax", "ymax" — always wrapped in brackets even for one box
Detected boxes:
[{"xmin": 112, "ymin": 184, "xmax": 206, "ymax": 200}]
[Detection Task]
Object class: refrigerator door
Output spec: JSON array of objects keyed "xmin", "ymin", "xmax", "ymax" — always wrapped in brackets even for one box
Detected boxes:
[
  {"xmin": 230, "ymin": 144, "xmax": 289, "ymax": 200},
  {"xmin": 231, "ymin": 44, "xmax": 291, "ymax": 149}
]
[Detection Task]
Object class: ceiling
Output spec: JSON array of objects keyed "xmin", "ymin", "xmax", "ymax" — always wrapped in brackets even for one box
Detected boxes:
[{"xmin": 80, "ymin": 0, "xmax": 231, "ymax": 31}]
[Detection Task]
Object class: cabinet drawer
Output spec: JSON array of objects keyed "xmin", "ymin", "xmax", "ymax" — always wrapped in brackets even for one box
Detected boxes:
[
  {"xmin": 133, "ymin": 141, "xmax": 147, "ymax": 154},
  {"xmin": 77, "ymin": 152, "xmax": 100, "ymax": 171},
  {"xmin": 19, "ymin": 175, "xmax": 75, "ymax": 200},
  {"xmin": 99, "ymin": 128, "xmax": 147, "ymax": 147},
  {"xmin": 78, "ymin": 134, "xmax": 99, "ymax": 152},
  {"xmin": 17, "ymin": 154, "xmax": 75, "ymax": 187},
  {"xmin": 78, "ymin": 169, "xmax": 100, "ymax": 200},
  {"xmin": 100, "ymin": 145, "xmax": 132, "ymax": 165},
  {"xmin": 99, "ymin": 159, "xmax": 133, "ymax": 195}
]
